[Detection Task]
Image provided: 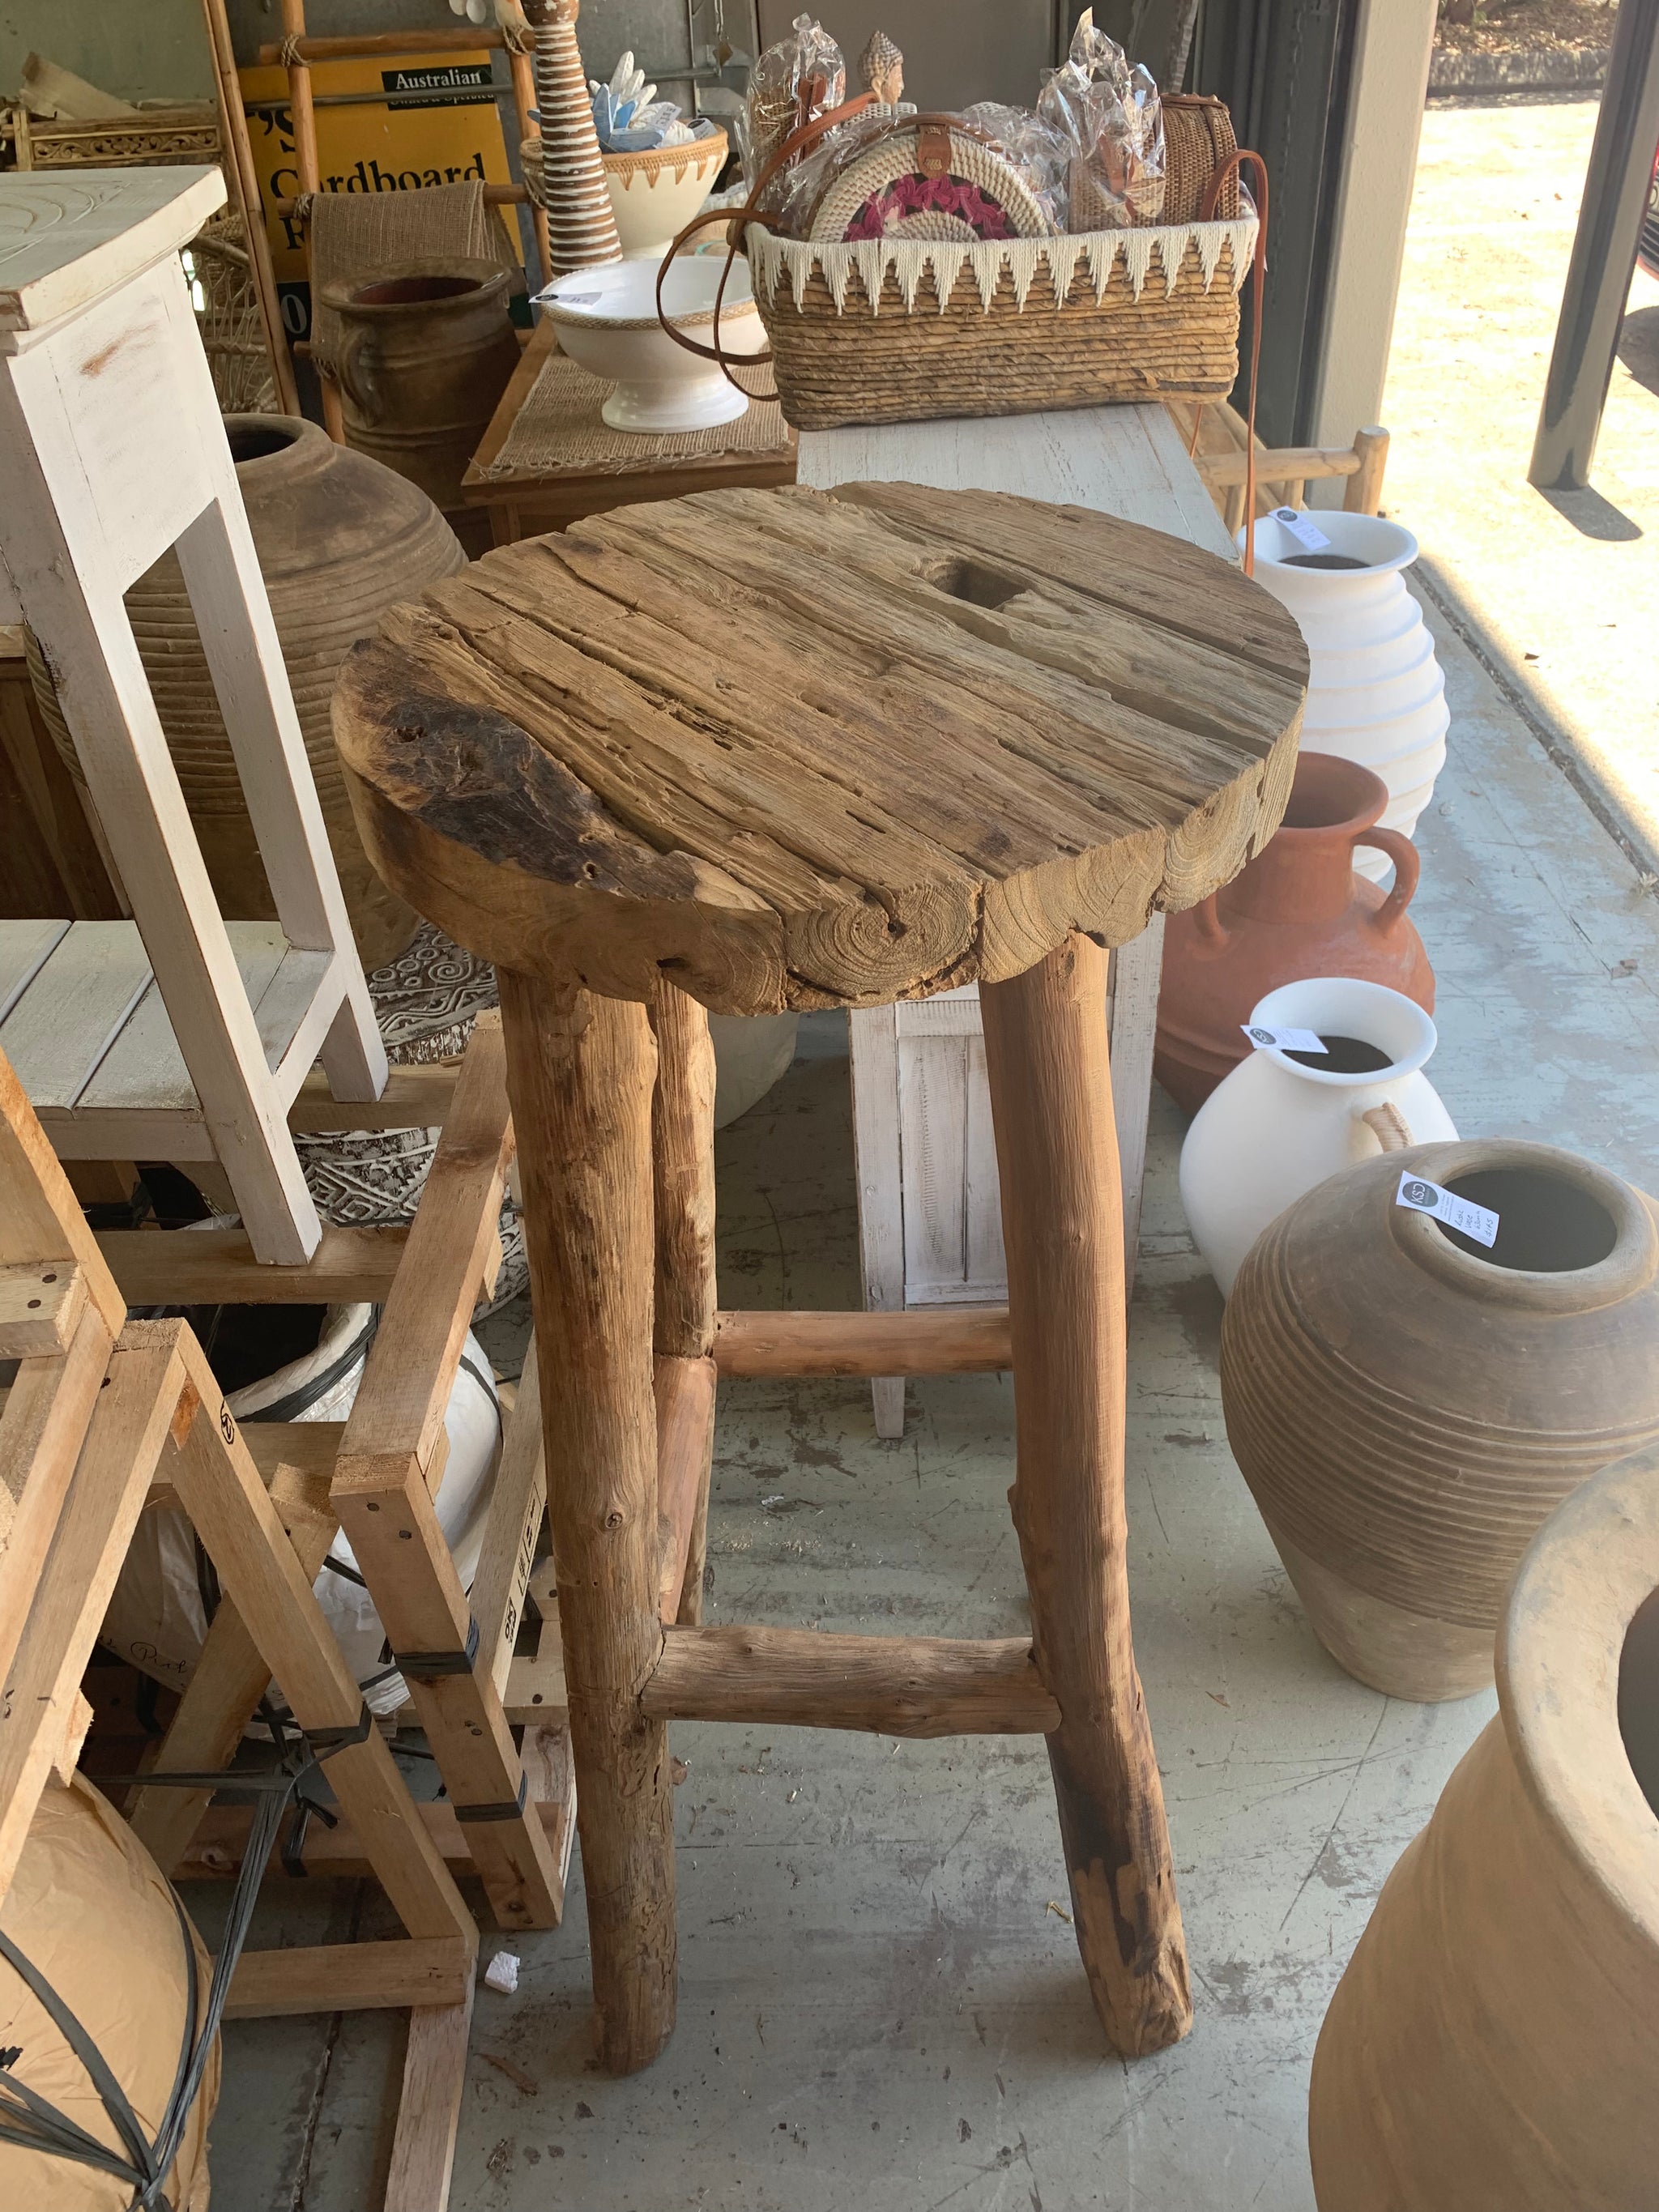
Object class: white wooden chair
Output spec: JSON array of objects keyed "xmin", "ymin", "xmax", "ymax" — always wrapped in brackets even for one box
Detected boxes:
[{"xmin": 0, "ymin": 165, "xmax": 386, "ymax": 1264}]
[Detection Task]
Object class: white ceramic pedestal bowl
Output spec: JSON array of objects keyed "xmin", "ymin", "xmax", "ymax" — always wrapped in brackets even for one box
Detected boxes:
[{"xmin": 539, "ymin": 255, "xmax": 766, "ymax": 433}]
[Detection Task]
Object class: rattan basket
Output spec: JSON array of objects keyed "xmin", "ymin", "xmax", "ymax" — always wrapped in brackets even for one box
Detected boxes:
[{"xmin": 742, "ymin": 216, "xmax": 1257, "ymax": 430}]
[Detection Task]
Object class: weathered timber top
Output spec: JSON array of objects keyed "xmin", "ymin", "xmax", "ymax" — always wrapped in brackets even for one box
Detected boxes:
[{"xmin": 333, "ymin": 482, "xmax": 1308, "ymax": 1014}]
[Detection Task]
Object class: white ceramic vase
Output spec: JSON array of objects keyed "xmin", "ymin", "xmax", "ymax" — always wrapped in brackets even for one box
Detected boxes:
[
  {"xmin": 521, "ymin": 129, "xmax": 729, "ymax": 261},
  {"xmin": 604, "ymin": 131, "xmax": 727, "ymax": 258},
  {"xmin": 1239, "ymin": 510, "xmax": 1449, "ymax": 884},
  {"xmin": 1179, "ymin": 975, "xmax": 1457, "ymax": 1296},
  {"xmin": 103, "ymin": 1308, "xmax": 501, "ymax": 1718}
]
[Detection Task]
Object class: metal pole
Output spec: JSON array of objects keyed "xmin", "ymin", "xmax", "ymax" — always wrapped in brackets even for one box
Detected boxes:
[{"xmin": 1529, "ymin": 0, "xmax": 1659, "ymax": 489}]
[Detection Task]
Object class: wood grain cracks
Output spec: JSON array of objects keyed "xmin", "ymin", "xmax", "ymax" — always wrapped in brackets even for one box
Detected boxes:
[{"xmin": 335, "ymin": 482, "xmax": 1305, "ymax": 1012}]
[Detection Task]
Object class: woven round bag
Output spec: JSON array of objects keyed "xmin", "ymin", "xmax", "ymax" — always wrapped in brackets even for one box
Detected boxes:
[
  {"xmin": 808, "ymin": 123, "xmax": 1051, "ymax": 244},
  {"xmin": 1162, "ymin": 95, "xmax": 1240, "ymax": 221}
]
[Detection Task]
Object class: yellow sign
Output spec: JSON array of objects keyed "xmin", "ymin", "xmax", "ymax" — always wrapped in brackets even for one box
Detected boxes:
[{"xmin": 238, "ymin": 52, "xmax": 518, "ymax": 325}]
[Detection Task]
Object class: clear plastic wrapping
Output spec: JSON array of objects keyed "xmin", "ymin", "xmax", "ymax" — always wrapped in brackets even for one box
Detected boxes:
[
  {"xmin": 962, "ymin": 101, "xmax": 1073, "ymax": 232},
  {"xmin": 1038, "ymin": 8, "xmax": 1166, "ymax": 229},
  {"xmin": 773, "ymin": 104, "xmax": 897, "ymax": 237},
  {"xmin": 742, "ymin": 13, "xmax": 847, "ymax": 207}
]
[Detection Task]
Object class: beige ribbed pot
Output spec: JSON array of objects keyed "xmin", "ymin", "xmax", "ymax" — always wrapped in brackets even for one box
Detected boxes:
[
  {"xmin": 1221, "ymin": 1136, "xmax": 1659, "ymax": 1700},
  {"xmin": 30, "ymin": 415, "xmax": 464, "ymax": 970},
  {"xmin": 1309, "ymin": 1445, "xmax": 1659, "ymax": 2208},
  {"xmin": 1, "ymin": 1774, "xmax": 219, "ymax": 2209}
]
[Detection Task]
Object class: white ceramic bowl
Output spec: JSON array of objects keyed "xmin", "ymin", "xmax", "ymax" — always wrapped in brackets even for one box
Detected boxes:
[{"xmin": 539, "ymin": 255, "xmax": 766, "ymax": 433}]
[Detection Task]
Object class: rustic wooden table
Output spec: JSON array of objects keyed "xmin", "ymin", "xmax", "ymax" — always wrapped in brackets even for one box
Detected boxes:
[{"xmin": 460, "ymin": 316, "xmax": 798, "ymax": 545}]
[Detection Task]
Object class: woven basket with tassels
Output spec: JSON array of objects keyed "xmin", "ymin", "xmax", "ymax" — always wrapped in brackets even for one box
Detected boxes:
[
  {"xmin": 747, "ymin": 216, "xmax": 1255, "ymax": 429},
  {"xmin": 664, "ymin": 93, "xmax": 1256, "ymax": 433}
]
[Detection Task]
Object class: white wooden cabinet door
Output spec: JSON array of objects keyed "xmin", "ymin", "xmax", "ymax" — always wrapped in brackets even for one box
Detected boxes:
[{"xmin": 802, "ymin": 402, "xmax": 1233, "ymax": 1434}]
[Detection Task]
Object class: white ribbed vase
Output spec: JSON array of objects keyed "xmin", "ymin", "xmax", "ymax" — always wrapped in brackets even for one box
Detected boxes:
[{"xmin": 1239, "ymin": 511, "xmax": 1448, "ymax": 884}]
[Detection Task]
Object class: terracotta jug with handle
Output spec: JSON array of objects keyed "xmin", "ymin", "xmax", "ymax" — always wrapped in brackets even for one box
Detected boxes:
[{"xmin": 1156, "ymin": 750, "xmax": 1435, "ymax": 1113}]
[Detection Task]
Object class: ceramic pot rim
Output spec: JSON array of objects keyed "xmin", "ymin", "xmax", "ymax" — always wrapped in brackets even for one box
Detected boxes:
[
  {"xmin": 540, "ymin": 262, "xmax": 760, "ymax": 332},
  {"xmin": 1388, "ymin": 1137, "xmax": 1658, "ymax": 1313},
  {"xmin": 319, "ymin": 258, "xmax": 512, "ymax": 316},
  {"xmin": 1248, "ymin": 977, "xmax": 1437, "ymax": 1089},
  {"xmin": 221, "ymin": 411, "xmax": 331, "ymax": 484},
  {"xmin": 1271, "ymin": 752, "xmax": 1387, "ymax": 843},
  {"xmin": 1239, "ymin": 508, "xmax": 1421, "ymax": 579},
  {"xmin": 601, "ymin": 127, "xmax": 727, "ymax": 181},
  {"xmin": 1498, "ymin": 1448, "xmax": 1659, "ymax": 1953}
]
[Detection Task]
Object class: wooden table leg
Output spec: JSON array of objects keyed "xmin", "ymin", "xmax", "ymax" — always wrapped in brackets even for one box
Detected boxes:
[
  {"xmin": 980, "ymin": 931, "xmax": 1192, "ymax": 2058},
  {"xmin": 648, "ymin": 978, "xmax": 718, "ymax": 1624},
  {"xmin": 498, "ymin": 970, "xmax": 676, "ymax": 2074}
]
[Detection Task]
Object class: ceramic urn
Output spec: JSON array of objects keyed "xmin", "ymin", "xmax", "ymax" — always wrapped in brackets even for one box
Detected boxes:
[
  {"xmin": 1221, "ymin": 1136, "xmax": 1659, "ymax": 1700},
  {"xmin": 1308, "ymin": 1447, "xmax": 1659, "ymax": 2208},
  {"xmin": 1180, "ymin": 975, "xmax": 1456, "ymax": 1298}
]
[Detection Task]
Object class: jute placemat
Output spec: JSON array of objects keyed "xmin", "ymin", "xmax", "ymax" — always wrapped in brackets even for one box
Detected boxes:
[{"xmin": 476, "ymin": 350, "xmax": 791, "ymax": 483}]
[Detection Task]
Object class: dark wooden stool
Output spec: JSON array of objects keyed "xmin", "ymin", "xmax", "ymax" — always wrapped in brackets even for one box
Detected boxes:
[{"xmin": 335, "ymin": 481, "xmax": 1307, "ymax": 2073}]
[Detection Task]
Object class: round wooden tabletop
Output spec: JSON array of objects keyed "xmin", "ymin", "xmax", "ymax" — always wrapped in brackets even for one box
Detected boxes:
[{"xmin": 334, "ymin": 481, "xmax": 1308, "ymax": 1015}]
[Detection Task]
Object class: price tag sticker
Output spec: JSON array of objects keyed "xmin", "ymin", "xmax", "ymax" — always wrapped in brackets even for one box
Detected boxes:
[
  {"xmin": 1395, "ymin": 1172, "xmax": 1499, "ymax": 1248},
  {"xmin": 1272, "ymin": 506, "xmax": 1332, "ymax": 553},
  {"xmin": 1242, "ymin": 1022, "xmax": 1328, "ymax": 1055}
]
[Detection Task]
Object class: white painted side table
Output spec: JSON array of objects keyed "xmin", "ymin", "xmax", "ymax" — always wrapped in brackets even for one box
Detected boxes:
[
  {"xmin": 0, "ymin": 167, "xmax": 386, "ymax": 1263},
  {"xmin": 800, "ymin": 405, "xmax": 1237, "ymax": 1433}
]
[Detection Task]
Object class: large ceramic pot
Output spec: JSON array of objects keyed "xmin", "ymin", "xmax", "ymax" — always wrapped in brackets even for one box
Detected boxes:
[
  {"xmin": 103, "ymin": 1304, "xmax": 501, "ymax": 1719},
  {"xmin": 320, "ymin": 258, "xmax": 521, "ymax": 510},
  {"xmin": 28, "ymin": 414, "xmax": 464, "ymax": 970},
  {"xmin": 1157, "ymin": 752, "xmax": 1435, "ymax": 1110},
  {"xmin": 1, "ymin": 1775, "xmax": 218, "ymax": 2210},
  {"xmin": 1180, "ymin": 976, "xmax": 1456, "ymax": 1297},
  {"xmin": 1222, "ymin": 1136, "xmax": 1659, "ymax": 1699},
  {"xmin": 710, "ymin": 1011, "xmax": 800, "ymax": 1127},
  {"xmin": 1240, "ymin": 510, "xmax": 1448, "ymax": 884},
  {"xmin": 1308, "ymin": 1447, "xmax": 1659, "ymax": 2209}
]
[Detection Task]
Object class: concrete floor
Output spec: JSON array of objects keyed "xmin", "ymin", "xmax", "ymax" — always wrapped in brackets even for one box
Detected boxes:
[
  {"xmin": 199, "ymin": 583, "xmax": 1659, "ymax": 2209},
  {"xmin": 1384, "ymin": 96, "xmax": 1659, "ymax": 868},
  {"xmin": 194, "ymin": 97, "xmax": 1659, "ymax": 2212}
]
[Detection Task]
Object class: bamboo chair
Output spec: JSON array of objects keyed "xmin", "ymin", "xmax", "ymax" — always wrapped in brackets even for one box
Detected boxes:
[
  {"xmin": 247, "ymin": 0, "xmax": 549, "ymax": 441},
  {"xmin": 1166, "ymin": 397, "xmax": 1390, "ymax": 531}
]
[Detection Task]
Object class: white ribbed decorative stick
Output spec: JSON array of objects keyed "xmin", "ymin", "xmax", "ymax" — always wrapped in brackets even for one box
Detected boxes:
[{"xmin": 522, "ymin": 0, "xmax": 623, "ymax": 274}]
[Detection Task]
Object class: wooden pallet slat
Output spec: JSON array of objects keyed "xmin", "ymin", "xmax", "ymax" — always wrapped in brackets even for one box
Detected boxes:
[
  {"xmin": 77, "ymin": 921, "xmax": 290, "ymax": 1114},
  {"xmin": 0, "ymin": 917, "xmax": 70, "ymax": 1021},
  {"xmin": 0, "ymin": 919, "xmax": 154, "ymax": 1107}
]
